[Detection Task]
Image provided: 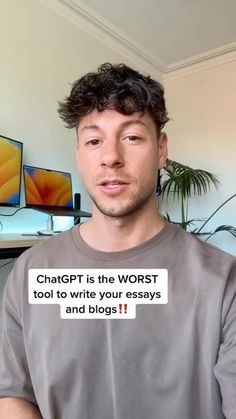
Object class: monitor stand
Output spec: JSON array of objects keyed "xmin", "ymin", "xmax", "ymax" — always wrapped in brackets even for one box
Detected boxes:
[{"xmin": 37, "ymin": 214, "xmax": 54, "ymax": 236}]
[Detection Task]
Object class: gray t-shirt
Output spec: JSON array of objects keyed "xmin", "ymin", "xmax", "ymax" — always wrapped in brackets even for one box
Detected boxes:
[{"xmin": 0, "ymin": 223, "xmax": 236, "ymax": 419}]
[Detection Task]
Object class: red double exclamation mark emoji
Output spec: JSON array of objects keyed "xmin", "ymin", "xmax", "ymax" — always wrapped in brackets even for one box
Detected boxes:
[{"xmin": 119, "ymin": 303, "xmax": 128, "ymax": 314}]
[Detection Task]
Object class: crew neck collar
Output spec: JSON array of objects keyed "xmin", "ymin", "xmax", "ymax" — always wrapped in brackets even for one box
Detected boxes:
[{"xmin": 70, "ymin": 222, "xmax": 177, "ymax": 261}]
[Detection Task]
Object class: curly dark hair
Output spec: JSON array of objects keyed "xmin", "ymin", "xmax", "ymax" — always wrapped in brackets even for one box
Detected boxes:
[{"xmin": 58, "ymin": 63, "xmax": 169, "ymax": 133}]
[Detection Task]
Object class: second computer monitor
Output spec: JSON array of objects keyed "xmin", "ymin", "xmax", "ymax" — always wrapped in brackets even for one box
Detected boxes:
[{"xmin": 23, "ymin": 165, "xmax": 73, "ymax": 211}]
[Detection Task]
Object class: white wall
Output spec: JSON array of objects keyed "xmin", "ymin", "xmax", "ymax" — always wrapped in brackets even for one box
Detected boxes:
[{"xmin": 163, "ymin": 53, "xmax": 236, "ymax": 256}]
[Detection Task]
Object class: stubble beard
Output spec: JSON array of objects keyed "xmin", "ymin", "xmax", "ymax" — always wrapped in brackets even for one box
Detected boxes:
[{"xmin": 88, "ymin": 185, "xmax": 156, "ymax": 219}]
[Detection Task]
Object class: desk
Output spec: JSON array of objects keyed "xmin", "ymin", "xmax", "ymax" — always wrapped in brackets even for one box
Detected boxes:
[{"xmin": 0, "ymin": 234, "xmax": 49, "ymax": 259}]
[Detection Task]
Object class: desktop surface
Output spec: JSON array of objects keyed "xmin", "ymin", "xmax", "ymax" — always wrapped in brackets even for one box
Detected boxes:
[{"xmin": 0, "ymin": 233, "xmax": 51, "ymax": 259}]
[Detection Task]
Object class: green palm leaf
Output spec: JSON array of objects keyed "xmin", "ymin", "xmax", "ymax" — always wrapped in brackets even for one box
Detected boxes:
[
  {"xmin": 204, "ymin": 225, "xmax": 236, "ymax": 241},
  {"xmin": 159, "ymin": 159, "xmax": 236, "ymax": 248},
  {"xmin": 161, "ymin": 159, "xmax": 219, "ymax": 201}
]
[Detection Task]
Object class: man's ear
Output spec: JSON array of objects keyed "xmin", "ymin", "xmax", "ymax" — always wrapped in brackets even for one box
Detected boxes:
[{"xmin": 158, "ymin": 132, "xmax": 168, "ymax": 170}]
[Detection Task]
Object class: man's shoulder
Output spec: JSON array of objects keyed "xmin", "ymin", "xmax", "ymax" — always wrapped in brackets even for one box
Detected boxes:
[
  {"xmin": 17, "ymin": 227, "xmax": 76, "ymax": 267},
  {"xmin": 170, "ymin": 223, "xmax": 236, "ymax": 271},
  {"xmin": 2, "ymin": 228, "xmax": 80, "ymax": 304},
  {"xmin": 184, "ymin": 226, "xmax": 234, "ymax": 258}
]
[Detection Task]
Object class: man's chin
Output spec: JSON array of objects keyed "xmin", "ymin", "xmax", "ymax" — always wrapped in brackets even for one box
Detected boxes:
[
  {"xmin": 93, "ymin": 201, "xmax": 148, "ymax": 219},
  {"xmin": 89, "ymin": 188, "xmax": 155, "ymax": 219},
  {"xmin": 98, "ymin": 208, "xmax": 135, "ymax": 219}
]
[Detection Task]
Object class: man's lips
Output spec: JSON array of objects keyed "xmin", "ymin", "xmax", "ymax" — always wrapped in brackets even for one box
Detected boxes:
[
  {"xmin": 97, "ymin": 179, "xmax": 129, "ymax": 193},
  {"xmin": 98, "ymin": 179, "xmax": 129, "ymax": 186}
]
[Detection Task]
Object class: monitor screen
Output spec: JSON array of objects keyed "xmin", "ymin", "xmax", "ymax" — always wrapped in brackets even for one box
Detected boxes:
[
  {"xmin": 0, "ymin": 135, "xmax": 23, "ymax": 207},
  {"xmin": 23, "ymin": 165, "xmax": 73, "ymax": 209}
]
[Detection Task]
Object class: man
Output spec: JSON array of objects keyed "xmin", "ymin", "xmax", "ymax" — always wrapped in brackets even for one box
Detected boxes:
[{"xmin": 0, "ymin": 63, "xmax": 235, "ymax": 419}]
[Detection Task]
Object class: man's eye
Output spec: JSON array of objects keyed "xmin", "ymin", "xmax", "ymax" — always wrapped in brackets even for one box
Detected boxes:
[
  {"xmin": 124, "ymin": 135, "xmax": 142, "ymax": 143},
  {"xmin": 86, "ymin": 139, "xmax": 101, "ymax": 146}
]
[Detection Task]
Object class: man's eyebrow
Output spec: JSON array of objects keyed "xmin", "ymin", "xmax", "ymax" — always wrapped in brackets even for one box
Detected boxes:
[
  {"xmin": 80, "ymin": 120, "xmax": 148, "ymax": 133},
  {"xmin": 119, "ymin": 120, "xmax": 148, "ymax": 130},
  {"xmin": 80, "ymin": 124, "xmax": 100, "ymax": 133}
]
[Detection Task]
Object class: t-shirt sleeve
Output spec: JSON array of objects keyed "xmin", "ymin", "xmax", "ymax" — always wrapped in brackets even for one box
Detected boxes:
[
  {"xmin": 214, "ymin": 260, "xmax": 236, "ymax": 419},
  {"xmin": 0, "ymin": 261, "xmax": 37, "ymax": 405}
]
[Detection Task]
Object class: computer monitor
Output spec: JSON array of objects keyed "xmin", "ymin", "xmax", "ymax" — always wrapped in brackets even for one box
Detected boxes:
[
  {"xmin": 0, "ymin": 135, "xmax": 23, "ymax": 207},
  {"xmin": 23, "ymin": 165, "xmax": 73, "ymax": 210}
]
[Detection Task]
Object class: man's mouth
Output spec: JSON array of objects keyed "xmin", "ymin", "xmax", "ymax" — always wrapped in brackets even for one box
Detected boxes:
[
  {"xmin": 99, "ymin": 179, "xmax": 128, "ymax": 187},
  {"xmin": 97, "ymin": 179, "xmax": 129, "ymax": 192}
]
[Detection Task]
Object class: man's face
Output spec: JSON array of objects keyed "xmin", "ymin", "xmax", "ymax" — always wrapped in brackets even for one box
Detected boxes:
[{"xmin": 76, "ymin": 109, "xmax": 167, "ymax": 218}]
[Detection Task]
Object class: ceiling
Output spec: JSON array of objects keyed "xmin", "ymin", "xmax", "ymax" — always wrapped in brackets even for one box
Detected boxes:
[{"xmin": 61, "ymin": 0, "xmax": 236, "ymax": 72}]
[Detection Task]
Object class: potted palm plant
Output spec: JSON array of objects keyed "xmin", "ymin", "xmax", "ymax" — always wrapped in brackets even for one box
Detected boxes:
[{"xmin": 159, "ymin": 159, "xmax": 236, "ymax": 241}]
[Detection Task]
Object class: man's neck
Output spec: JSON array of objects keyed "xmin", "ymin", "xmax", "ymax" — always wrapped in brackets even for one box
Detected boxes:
[{"xmin": 79, "ymin": 200, "xmax": 166, "ymax": 252}]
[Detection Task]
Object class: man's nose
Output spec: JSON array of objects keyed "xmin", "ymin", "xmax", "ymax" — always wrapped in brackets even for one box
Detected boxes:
[{"xmin": 100, "ymin": 140, "xmax": 124, "ymax": 168}]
